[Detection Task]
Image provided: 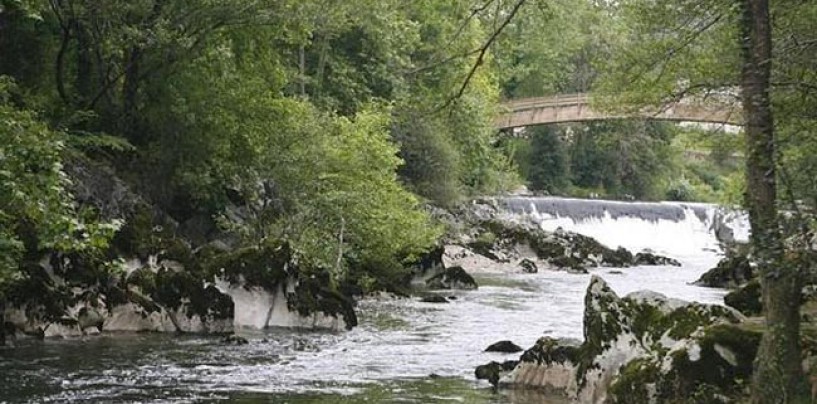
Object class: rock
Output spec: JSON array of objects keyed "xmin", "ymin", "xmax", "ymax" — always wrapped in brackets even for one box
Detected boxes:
[
  {"xmin": 633, "ymin": 251, "xmax": 681, "ymax": 267},
  {"xmin": 426, "ymin": 266, "xmax": 478, "ymax": 290},
  {"xmin": 407, "ymin": 244, "xmax": 445, "ymax": 281},
  {"xmin": 608, "ymin": 270, "xmax": 624, "ymax": 275},
  {"xmin": 603, "ymin": 247, "xmax": 634, "ymax": 268},
  {"xmin": 485, "ymin": 340, "xmax": 524, "ymax": 353},
  {"xmin": 519, "ymin": 258, "xmax": 538, "ymax": 274},
  {"xmin": 693, "ymin": 253, "xmax": 755, "ymax": 288},
  {"xmin": 222, "ymin": 334, "xmax": 249, "ymax": 345},
  {"xmin": 609, "ymin": 324, "xmax": 761, "ymax": 403},
  {"xmin": 491, "ymin": 276, "xmax": 745, "ymax": 402},
  {"xmin": 475, "ymin": 360, "xmax": 519, "ymax": 387},
  {"xmin": 77, "ymin": 307, "xmax": 105, "ymax": 332},
  {"xmin": 724, "ymin": 279, "xmax": 762, "ymax": 316},
  {"xmin": 477, "ymin": 219, "xmax": 636, "ymax": 271},
  {"xmin": 420, "ymin": 295, "xmax": 449, "ymax": 304}
]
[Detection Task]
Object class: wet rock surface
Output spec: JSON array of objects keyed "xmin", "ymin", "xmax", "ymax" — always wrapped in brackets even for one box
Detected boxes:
[
  {"xmin": 519, "ymin": 258, "xmax": 538, "ymax": 273},
  {"xmin": 634, "ymin": 251, "xmax": 681, "ymax": 267},
  {"xmin": 484, "ymin": 340, "xmax": 523, "ymax": 353},
  {"xmin": 693, "ymin": 253, "xmax": 755, "ymax": 288},
  {"xmin": 426, "ymin": 266, "xmax": 478, "ymax": 290},
  {"xmin": 420, "ymin": 295, "xmax": 449, "ymax": 304}
]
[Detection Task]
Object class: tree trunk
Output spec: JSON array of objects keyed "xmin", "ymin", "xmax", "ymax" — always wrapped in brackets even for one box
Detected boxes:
[
  {"xmin": 741, "ymin": 0, "xmax": 806, "ymax": 401},
  {"xmin": 75, "ymin": 22, "xmax": 94, "ymax": 104},
  {"xmin": 122, "ymin": 46, "xmax": 141, "ymax": 142}
]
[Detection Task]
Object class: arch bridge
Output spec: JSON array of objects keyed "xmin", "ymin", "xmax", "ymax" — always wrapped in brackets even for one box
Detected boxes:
[{"xmin": 496, "ymin": 93, "xmax": 742, "ymax": 129}]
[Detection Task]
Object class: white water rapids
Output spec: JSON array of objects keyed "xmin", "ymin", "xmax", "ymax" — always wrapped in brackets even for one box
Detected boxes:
[{"xmin": 0, "ymin": 197, "xmax": 747, "ymax": 403}]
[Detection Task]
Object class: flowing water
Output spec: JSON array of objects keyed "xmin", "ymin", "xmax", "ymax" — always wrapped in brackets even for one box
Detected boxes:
[{"xmin": 0, "ymin": 197, "xmax": 743, "ymax": 403}]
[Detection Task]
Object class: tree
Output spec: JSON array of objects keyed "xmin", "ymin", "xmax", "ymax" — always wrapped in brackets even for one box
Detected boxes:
[
  {"xmin": 593, "ymin": 0, "xmax": 815, "ymax": 399},
  {"xmin": 739, "ymin": 0, "xmax": 804, "ymax": 400}
]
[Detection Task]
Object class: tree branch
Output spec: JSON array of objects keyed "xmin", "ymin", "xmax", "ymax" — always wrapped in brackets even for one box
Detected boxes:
[{"xmin": 437, "ymin": 0, "xmax": 528, "ymax": 112}]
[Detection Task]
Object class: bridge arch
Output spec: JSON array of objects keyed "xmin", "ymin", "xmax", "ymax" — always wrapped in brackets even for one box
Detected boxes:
[{"xmin": 495, "ymin": 93, "xmax": 742, "ymax": 129}]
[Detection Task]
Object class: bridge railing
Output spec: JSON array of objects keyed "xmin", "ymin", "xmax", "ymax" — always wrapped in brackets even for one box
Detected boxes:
[
  {"xmin": 502, "ymin": 93, "xmax": 589, "ymax": 111},
  {"xmin": 496, "ymin": 93, "xmax": 742, "ymax": 128}
]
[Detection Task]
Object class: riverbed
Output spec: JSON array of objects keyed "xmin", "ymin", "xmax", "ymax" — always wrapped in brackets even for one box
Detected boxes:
[{"xmin": 0, "ymin": 198, "xmax": 735, "ymax": 403}]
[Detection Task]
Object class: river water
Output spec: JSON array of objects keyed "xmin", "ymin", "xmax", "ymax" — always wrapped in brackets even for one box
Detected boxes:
[{"xmin": 0, "ymin": 197, "xmax": 741, "ymax": 403}]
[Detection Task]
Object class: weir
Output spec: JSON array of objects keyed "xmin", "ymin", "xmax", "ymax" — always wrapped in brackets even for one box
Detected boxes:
[{"xmin": 497, "ymin": 196, "xmax": 749, "ymax": 257}]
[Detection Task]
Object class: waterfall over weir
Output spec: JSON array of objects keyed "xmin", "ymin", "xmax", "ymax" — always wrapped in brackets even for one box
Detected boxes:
[{"xmin": 498, "ymin": 196, "xmax": 750, "ymax": 258}]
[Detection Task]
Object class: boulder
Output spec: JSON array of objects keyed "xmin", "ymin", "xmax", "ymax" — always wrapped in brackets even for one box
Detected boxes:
[
  {"xmin": 426, "ymin": 266, "xmax": 478, "ymax": 290},
  {"xmin": 485, "ymin": 340, "xmax": 524, "ymax": 353},
  {"xmin": 519, "ymin": 258, "xmax": 538, "ymax": 274},
  {"xmin": 407, "ymin": 244, "xmax": 446, "ymax": 281},
  {"xmin": 475, "ymin": 360, "xmax": 519, "ymax": 387},
  {"xmin": 724, "ymin": 279, "xmax": 762, "ymax": 316},
  {"xmin": 633, "ymin": 251, "xmax": 681, "ymax": 267},
  {"xmin": 222, "ymin": 334, "xmax": 249, "ymax": 345},
  {"xmin": 608, "ymin": 324, "xmax": 760, "ymax": 403},
  {"xmin": 483, "ymin": 276, "xmax": 746, "ymax": 402},
  {"xmin": 693, "ymin": 254, "xmax": 755, "ymax": 288}
]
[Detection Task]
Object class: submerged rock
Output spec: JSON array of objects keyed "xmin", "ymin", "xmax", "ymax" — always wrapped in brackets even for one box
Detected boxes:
[
  {"xmin": 519, "ymin": 258, "xmax": 538, "ymax": 274},
  {"xmin": 485, "ymin": 340, "xmax": 523, "ymax": 353},
  {"xmin": 420, "ymin": 295, "xmax": 449, "ymax": 304},
  {"xmin": 222, "ymin": 334, "xmax": 249, "ymax": 345},
  {"xmin": 481, "ymin": 276, "xmax": 746, "ymax": 402},
  {"xmin": 426, "ymin": 266, "xmax": 478, "ymax": 290}
]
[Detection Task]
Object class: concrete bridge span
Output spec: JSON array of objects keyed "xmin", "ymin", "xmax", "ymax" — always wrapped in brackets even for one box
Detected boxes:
[{"xmin": 496, "ymin": 93, "xmax": 742, "ymax": 129}]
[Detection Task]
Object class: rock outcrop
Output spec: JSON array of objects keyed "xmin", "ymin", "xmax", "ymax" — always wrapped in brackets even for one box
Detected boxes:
[
  {"xmin": 3, "ymin": 238, "xmax": 358, "ymax": 342},
  {"xmin": 724, "ymin": 279, "xmax": 762, "ymax": 316},
  {"xmin": 693, "ymin": 253, "xmax": 755, "ymax": 289},
  {"xmin": 477, "ymin": 276, "xmax": 750, "ymax": 403},
  {"xmin": 469, "ymin": 219, "xmax": 681, "ymax": 273}
]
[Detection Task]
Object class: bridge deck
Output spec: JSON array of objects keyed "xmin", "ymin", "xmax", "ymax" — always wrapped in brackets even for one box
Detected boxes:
[{"xmin": 496, "ymin": 93, "xmax": 742, "ymax": 129}]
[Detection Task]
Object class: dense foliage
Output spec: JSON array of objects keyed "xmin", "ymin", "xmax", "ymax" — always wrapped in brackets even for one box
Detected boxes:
[{"xmin": 0, "ymin": 0, "xmax": 534, "ymax": 296}]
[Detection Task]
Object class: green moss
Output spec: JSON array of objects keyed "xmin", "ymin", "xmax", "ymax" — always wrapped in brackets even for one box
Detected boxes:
[
  {"xmin": 608, "ymin": 358, "xmax": 661, "ymax": 404},
  {"xmin": 287, "ymin": 270, "xmax": 358, "ymax": 329},
  {"xmin": 519, "ymin": 337, "xmax": 581, "ymax": 365},
  {"xmin": 159, "ymin": 238, "xmax": 196, "ymax": 270},
  {"xmin": 127, "ymin": 267, "xmax": 157, "ymax": 295},
  {"xmin": 204, "ymin": 242, "xmax": 292, "ymax": 290},
  {"xmin": 658, "ymin": 325, "xmax": 760, "ymax": 400}
]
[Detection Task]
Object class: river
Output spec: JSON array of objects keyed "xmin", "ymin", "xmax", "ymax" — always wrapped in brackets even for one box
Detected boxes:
[{"xmin": 0, "ymin": 197, "xmax": 742, "ymax": 403}]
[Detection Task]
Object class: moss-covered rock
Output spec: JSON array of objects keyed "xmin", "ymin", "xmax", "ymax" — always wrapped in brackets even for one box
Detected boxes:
[
  {"xmin": 607, "ymin": 358, "xmax": 662, "ymax": 404},
  {"xmin": 519, "ymin": 258, "xmax": 538, "ymax": 273},
  {"xmin": 287, "ymin": 270, "xmax": 358, "ymax": 330},
  {"xmin": 693, "ymin": 253, "xmax": 755, "ymax": 288},
  {"xmin": 634, "ymin": 251, "xmax": 682, "ymax": 267},
  {"xmin": 494, "ymin": 276, "xmax": 746, "ymax": 402},
  {"xmin": 475, "ymin": 360, "xmax": 519, "ymax": 387},
  {"xmin": 204, "ymin": 242, "xmax": 293, "ymax": 291},
  {"xmin": 657, "ymin": 325, "xmax": 761, "ymax": 401},
  {"xmin": 724, "ymin": 279, "xmax": 762, "ymax": 316},
  {"xmin": 405, "ymin": 244, "xmax": 445, "ymax": 278},
  {"xmin": 426, "ymin": 266, "xmax": 478, "ymax": 290}
]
